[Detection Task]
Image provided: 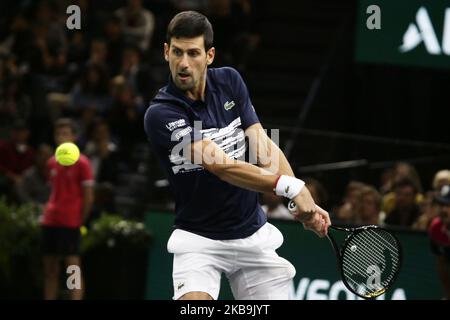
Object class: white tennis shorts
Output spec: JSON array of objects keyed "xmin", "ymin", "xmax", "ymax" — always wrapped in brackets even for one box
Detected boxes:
[{"xmin": 167, "ymin": 222, "xmax": 296, "ymax": 300}]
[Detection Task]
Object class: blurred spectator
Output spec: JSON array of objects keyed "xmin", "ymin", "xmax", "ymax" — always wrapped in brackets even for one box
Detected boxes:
[
  {"xmin": 433, "ymin": 170, "xmax": 450, "ymax": 191},
  {"xmin": 84, "ymin": 119, "xmax": 120, "ymax": 217},
  {"xmin": 0, "ymin": 14, "xmax": 33, "ymax": 62},
  {"xmin": 16, "ymin": 144, "xmax": 53, "ymax": 206},
  {"xmin": 115, "ymin": 0, "xmax": 155, "ymax": 52},
  {"xmin": 107, "ymin": 80, "xmax": 145, "ymax": 159},
  {"xmin": 74, "ymin": 106, "xmax": 98, "ymax": 149},
  {"xmin": 379, "ymin": 167, "xmax": 394, "ymax": 195},
  {"xmin": 70, "ymin": 64, "xmax": 112, "ymax": 115},
  {"xmin": 84, "ymin": 119, "xmax": 120, "ymax": 184},
  {"xmin": 0, "ymin": 53, "xmax": 21, "ymax": 85},
  {"xmin": 0, "ymin": 76, "xmax": 32, "ymax": 128},
  {"xmin": 334, "ymin": 181, "xmax": 366, "ymax": 223},
  {"xmin": 28, "ymin": 1, "xmax": 67, "ymax": 77},
  {"xmin": 119, "ymin": 45, "xmax": 154, "ymax": 102},
  {"xmin": 382, "ymin": 162, "xmax": 424, "ymax": 214},
  {"xmin": 261, "ymin": 193, "xmax": 294, "ymax": 220},
  {"xmin": 428, "ymin": 184, "xmax": 450, "ymax": 299},
  {"xmin": 355, "ymin": 185, "xmax": 384, "ymax": 225},
  {"xmin": 1, "ymin": 55, "xmax": 27, "ymax": 128},
  {"xmin": 304, "ymin": 177, "xmax": 328, "ymax": 209},
  {"xmin": 103, "ymin": 15, "xmax": 125, "ymax": 76},
  {"xmin": 380, "ymin": 162, "xmax": 422, "ymax": 193},
  {"xmin": 87, "ymin": 38, "xmax": 109, "ymax": 68},
  {"xmin": 413, "ymin": 191, "xmax": 440, "ymax": 231},
  {"xmin": 41, "ymin": 118, "xmax": 94, "ymax": 300},
  {"xmin": 412, "ymin": 169, "xmax": 450, "ymax": 231},
  {"xmin": 66, "ymin": 31, "xmax": 89, "ymax": 82},
  {"xmin": 208, "ymin": 0, "xmax": 261, "ymax": 69},
  {"xmin": 384, "ymin": 177, "xmax": 421, "ymax": 227},
  {"xmin": 0, "ymin": 120, "xmax": 35, "ymax": 202},
  {"xmin": 170, "ymin": 0, "xmax": 209, "ymax": 12}
]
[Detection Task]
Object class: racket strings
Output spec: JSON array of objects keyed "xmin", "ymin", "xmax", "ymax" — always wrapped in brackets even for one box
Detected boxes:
[
  {"xmin": 343, "ymin": 231, "xmax": 400, "ymax": 294},
  {"xmin": 341, "ymin": 228, "xmax": 400, "ymax": 297},
  {"xmin": 344, "ymin": 232, "xmax": 399, "ymax": 285},
  {"xmin": 349, "ymin": 230, "xmax": 399, "ymax": 276}
]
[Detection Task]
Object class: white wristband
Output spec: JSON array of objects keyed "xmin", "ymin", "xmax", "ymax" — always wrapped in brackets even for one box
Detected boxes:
[{"xmin": 274, "ymin": 175, "xmax": 305, "ymax": 199}]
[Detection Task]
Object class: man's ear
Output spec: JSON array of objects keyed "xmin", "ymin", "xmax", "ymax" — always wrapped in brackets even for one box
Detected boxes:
[
  {"xmin": 164, "ymin": 43, "xmax": 169, "ymax": 62},
  {"xmin": 206, "ymin": 47, "xmax": 215, "ymax": 66}
]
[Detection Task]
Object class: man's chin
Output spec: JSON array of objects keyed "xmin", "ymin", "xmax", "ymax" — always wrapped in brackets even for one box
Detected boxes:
[{"xmin": 174, "ymin": 81, "xmax": 194, "ymax": 91}]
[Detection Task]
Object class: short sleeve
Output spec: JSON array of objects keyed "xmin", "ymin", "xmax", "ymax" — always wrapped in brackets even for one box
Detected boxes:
[
  {"xmin": 228, "ymin": 68, "xmax": 260, "ymax": 129},
  {"xmin": 144, "ymin": 104, "xmax": 203, "ymax": 152}
]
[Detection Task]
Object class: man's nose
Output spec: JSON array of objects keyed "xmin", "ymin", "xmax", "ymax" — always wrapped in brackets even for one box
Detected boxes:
[{"xmin": 179, "ymin": 54, "xmax": 189, "ymax": 69}]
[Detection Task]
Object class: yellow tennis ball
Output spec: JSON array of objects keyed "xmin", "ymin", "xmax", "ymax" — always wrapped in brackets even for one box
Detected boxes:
[
  {"xmin": 55, "ymin": 142, "xmax": 80, "ymax": 166},
  {"xmin": 80, "ymin": 226, "xmax": 88, "ymax": 236}
]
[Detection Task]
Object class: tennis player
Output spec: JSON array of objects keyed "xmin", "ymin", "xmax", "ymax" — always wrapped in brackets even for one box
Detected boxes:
[{"xmin": 144, "ymin": 11, "xmax": 331, "ymax": 300}]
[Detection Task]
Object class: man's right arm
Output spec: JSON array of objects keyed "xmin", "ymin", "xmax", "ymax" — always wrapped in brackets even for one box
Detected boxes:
[
  {"xmin": 145, "ymin": 105, "xmax": 329, "ymax": 236},
  {"xmin": 191, "ymin": 138, "xmax": 330, "ymax": 237}
]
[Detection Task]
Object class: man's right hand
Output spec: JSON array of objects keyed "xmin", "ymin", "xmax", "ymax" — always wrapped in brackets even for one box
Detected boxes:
[
  {"xmin": 301, "ymin": 205, "xmax": 331, "ymax": 238},
  {"xmin": 291, "ymin": 189, "xmax": 331, "ymax": 237}
]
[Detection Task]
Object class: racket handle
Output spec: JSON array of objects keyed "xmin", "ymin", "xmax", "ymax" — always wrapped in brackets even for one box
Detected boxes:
[{"xmin": 287, "ymin": 200, "xmax": 297, "ymax": 214}]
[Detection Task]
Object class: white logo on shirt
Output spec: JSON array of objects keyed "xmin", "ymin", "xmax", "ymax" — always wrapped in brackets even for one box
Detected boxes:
[
  {"xmin": 174, "ymin": 127, "xmax": 192, "ymax": 140},
  {"xmin": 224, "ymin": 101, "xmax": 235, "ymax": 110},
  {"xmin": 166, "ymin": 119, "xmax": 186, "ymax": 131}
]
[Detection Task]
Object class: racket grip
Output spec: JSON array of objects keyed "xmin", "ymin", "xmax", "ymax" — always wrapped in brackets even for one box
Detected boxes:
[{"xmin": 287, "ymin": 200, "xmax": 297, "ymax": 213}]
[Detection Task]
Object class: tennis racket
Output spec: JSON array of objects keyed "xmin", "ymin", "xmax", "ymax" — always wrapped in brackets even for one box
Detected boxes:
[{"xmin": 287, "ymin": 200, "xmax": 402, "ymax": 299}]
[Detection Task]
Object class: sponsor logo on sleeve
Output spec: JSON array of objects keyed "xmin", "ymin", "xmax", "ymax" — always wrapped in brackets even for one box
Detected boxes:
[
  {"xmin": 166, "ymin": 119, "xmax": 186, "ymax": 131},
  {"xmin": 174, "ymin": 127, "xmax": 192, "ymax": 140}
]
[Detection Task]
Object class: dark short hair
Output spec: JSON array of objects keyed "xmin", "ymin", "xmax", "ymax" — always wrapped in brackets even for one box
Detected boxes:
[
  {"xmin": 54, "ymin": 118, "xmax": 77, "ymax": 135},
  {"xmin": 166, "ymin": 11, "xmax": 214, "ymax": 51}
]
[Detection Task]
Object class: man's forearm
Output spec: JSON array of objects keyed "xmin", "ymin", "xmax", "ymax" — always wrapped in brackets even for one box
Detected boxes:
[
  {"xmin": 213, "ymin": 159, "xmax": 279, "ymax": 194},
  {"xmin": 245, "ymin": 123, "xmax": 294, "ymax": 177},
  {"xmin": 194, "ymin": 138, "xmax": 279, "ymax": 193},
  {"xmin": 195, "ymin": 138, "xmax": 325, "ymax": 229},
  {"xmin": 269, "ymin": 139, "xmax": 294, "ymax": 177},
  {"xmin": 195, "ymin": 138, "xmax": 306, "ymax": 199}
]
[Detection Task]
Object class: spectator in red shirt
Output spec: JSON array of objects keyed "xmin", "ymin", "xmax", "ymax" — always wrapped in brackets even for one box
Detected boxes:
[
  {"xmin": 41, "ymin": 118, "xmax": 94, "ymax": 300},
  {"xmin": 428, "ymin": 184, "xmax": 450, "ymax": 299}
]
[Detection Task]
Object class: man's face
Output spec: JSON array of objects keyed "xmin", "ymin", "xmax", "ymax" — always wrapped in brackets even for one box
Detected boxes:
[
  {"xmin": 164, "ymin": 36, "xmax": 215, "ymax": 93},
  {"xmin": 54, "ymin": 127, "xmax": 76, "ymax": 146}
]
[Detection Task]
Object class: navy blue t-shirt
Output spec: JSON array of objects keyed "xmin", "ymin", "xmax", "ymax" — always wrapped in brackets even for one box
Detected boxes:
[{"xmin": 144, "ymin": 67, "xmax": 267, "ymax": 240}]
